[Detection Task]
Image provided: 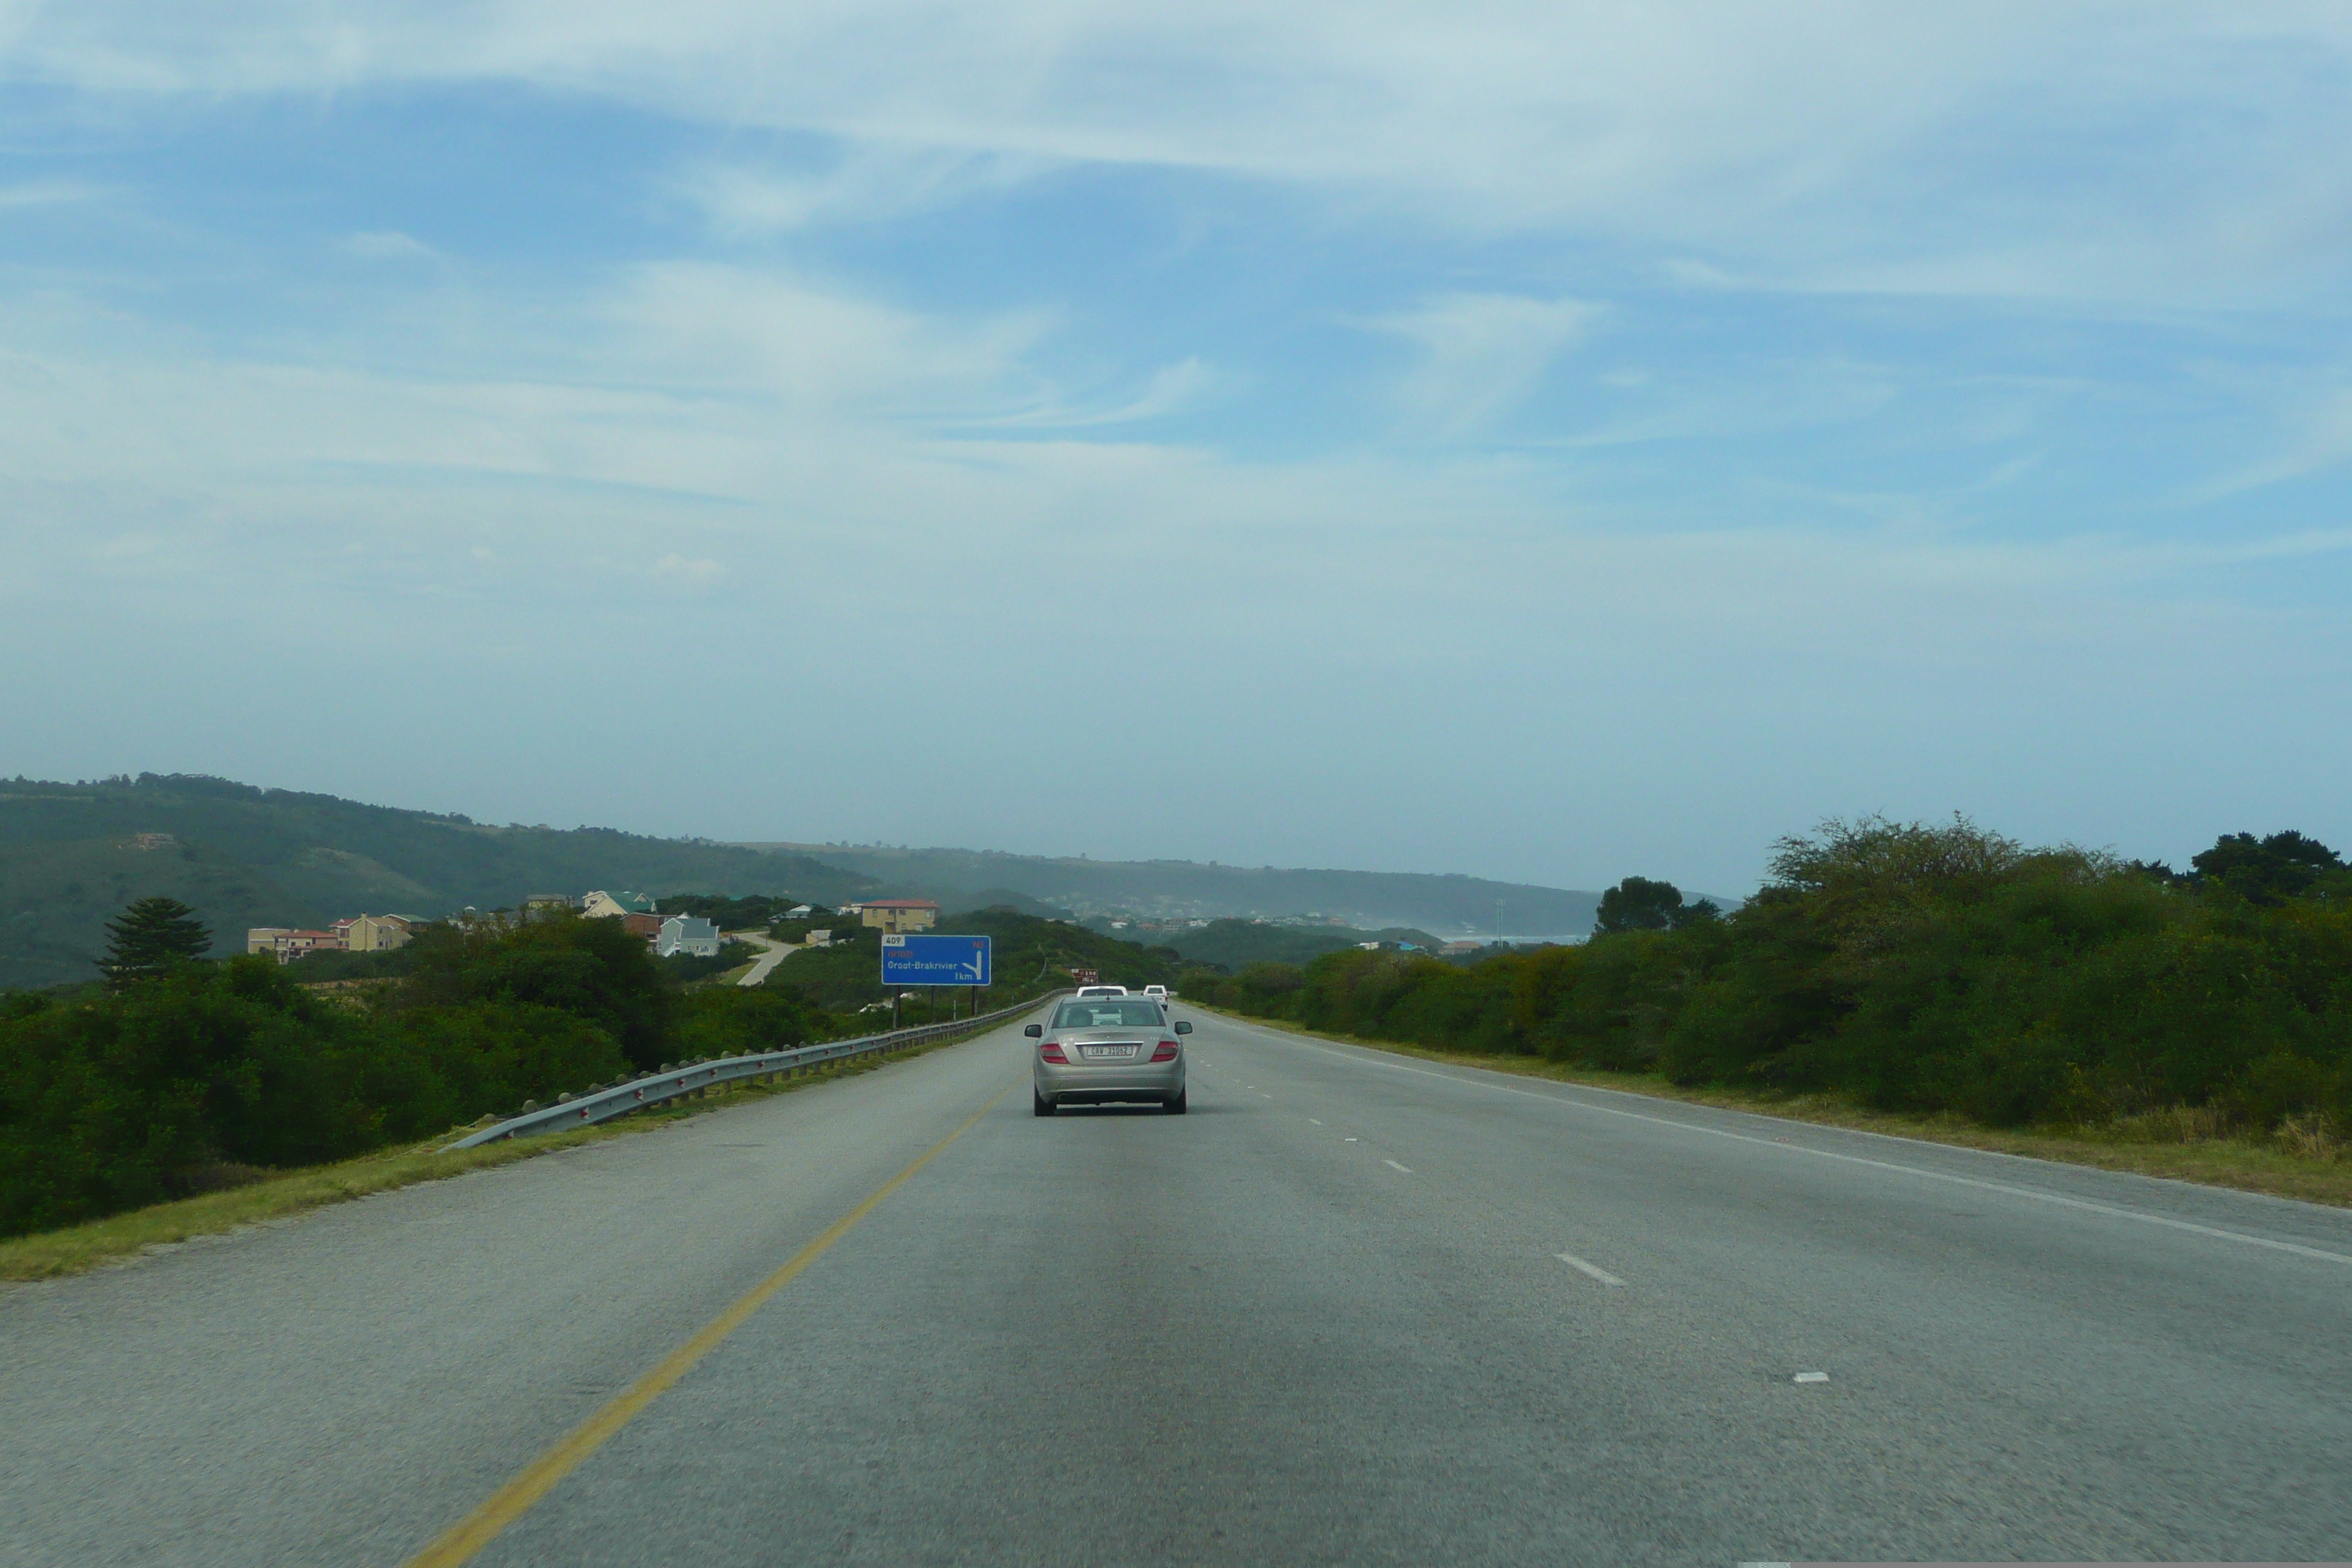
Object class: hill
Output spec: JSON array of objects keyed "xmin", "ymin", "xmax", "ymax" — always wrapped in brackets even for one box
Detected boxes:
[
  {"xmin": 1141, "ymin": 918, "xmax": 1450, "ymax": 970},
  {"xmin": 0, "ymin": 775, "xmax": 874, "ymax": 990},
  {"xmin": 742, "ymin": 843, "xmax": 1607, "ymax": 938}
]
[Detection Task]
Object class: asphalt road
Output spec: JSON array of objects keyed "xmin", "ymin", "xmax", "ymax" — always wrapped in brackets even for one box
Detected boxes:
[
  {"xmin": 5, "ymin": 1006, "xmax": 2351, "ymax": 1566},
  {"xmin": 728, "ymin": 930, "xmax": 799, "ymax": 987}
]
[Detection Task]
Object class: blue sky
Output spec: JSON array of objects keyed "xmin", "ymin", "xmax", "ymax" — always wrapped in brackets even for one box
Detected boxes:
[{"xmin": 4, "ymin": 2, "xmax": 2349, "ymax": 893}]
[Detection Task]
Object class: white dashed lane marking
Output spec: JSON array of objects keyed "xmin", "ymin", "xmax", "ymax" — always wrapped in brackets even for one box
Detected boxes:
[
  {"xmin": 1556, "ymin": 1251, "xmax": 1626, "ymax": 1288},
  {"xmin": 1384, "ymin": 1159, "xmax": 1414, "ymax": 1175}
]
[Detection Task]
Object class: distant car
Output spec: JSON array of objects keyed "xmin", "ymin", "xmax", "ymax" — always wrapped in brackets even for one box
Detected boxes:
[
  {"xmin": 1073, "ymin": 984, "xmax": 1127, "ymax": 998},
  {"xmin": 1028, "ymin": 997, "xmax": 1191, "ymax": 1115},
  {"xmin": 1142, "ymin": 984, "xmax": 1169, "ymax": 1006}
]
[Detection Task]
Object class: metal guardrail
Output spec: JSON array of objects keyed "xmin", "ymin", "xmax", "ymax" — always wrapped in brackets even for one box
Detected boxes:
[{"xmin": 441, "ymin": 991, "xmax": 1068, "ymax": 1151}]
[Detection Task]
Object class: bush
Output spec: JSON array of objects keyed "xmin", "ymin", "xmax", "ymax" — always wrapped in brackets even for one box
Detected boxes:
[
  {"xmin": 0, "ymin": 954, "xmax": 645, "ymax": 1238},
  {"xmin": 397, "ymin": 911, "xmax": 674, "ymax": 1071},
  {"xmin": 1196, "ymin": 816, "xmax": 2352, "ymax": 1141},
  {"xmin": 674, "ymin": 984, "xmax": 831, "ymax": 1060},
  {"xmin": 0, "ymin": 912, "xmax": 706, "ymax": 1239}
]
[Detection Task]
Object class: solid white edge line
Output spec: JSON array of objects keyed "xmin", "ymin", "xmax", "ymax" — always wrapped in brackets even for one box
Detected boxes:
[
  {"xmin": 1556, "ymin": 1251, "xmax": 1626, "ymax": 1288},
  {"xmin": 1213, "ymin": 1017, "xmax": 2352, "ymax": 1270}
]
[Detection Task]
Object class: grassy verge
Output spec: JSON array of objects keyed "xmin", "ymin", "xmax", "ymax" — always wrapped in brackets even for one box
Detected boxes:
[
  {"xmin": 0, "ymin": 1020, "xmax": 1008, "ymax": 1284},
  {"xmin": 1195, "ymin": 1005, "xmax": 2352, "ymax": 1210}
]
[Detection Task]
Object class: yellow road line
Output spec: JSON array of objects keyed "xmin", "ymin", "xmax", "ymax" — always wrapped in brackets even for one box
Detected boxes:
[{"xmin": 404, "ymin": 1083, "xmax": 1016, "ymax": 1568}]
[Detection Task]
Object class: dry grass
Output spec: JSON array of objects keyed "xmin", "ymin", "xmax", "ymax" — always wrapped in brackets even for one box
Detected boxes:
[
  {"xmin": 1197, "ymin": 1006, "xmax": 2352, "ymax": 1209},
  {"xmin": 0, "ymin": 1025, "xmax": 992, "ymax": 1284}
]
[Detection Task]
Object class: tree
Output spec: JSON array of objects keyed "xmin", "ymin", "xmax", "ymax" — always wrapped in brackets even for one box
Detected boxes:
[
  {"xmin": 97, "ymin": 896, "xmax": 211, "ymax": 987},
  {"xmin": 397, "ymin": 911, "xmax": 676, "ymax": 1071},
  {"xmin": 1594, "ymin": 877, "xmax": 1686, "ymax": 935},
  {"xmin": 2190, "ymin": 830, "xmax": 2344, "ymax": 905}
]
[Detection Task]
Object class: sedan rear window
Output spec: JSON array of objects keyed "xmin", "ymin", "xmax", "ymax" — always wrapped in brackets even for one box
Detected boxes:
[{"xmin": 1054, "ymin": 1001, "xmax": 1164, "ymax": 1029}]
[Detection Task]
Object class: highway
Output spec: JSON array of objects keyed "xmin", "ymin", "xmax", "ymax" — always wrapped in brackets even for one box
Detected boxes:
[{"xmin": 4, "ymin": 1006, "xmax": 2350, "ymax": 1565}]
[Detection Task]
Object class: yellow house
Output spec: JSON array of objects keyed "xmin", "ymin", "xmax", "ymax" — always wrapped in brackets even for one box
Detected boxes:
[
  {"xmin": 335, "ymin": 913, "xmax": 415, "ymax": 952},
  {"xmin": 858, "ymin": 899, "xmax": 940, "ymax": 934}
]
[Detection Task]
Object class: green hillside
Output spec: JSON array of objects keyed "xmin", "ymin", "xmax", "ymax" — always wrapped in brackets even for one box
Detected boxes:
[
  {"xmin": 0, "ymin": 775, "xmax": 874, "ymax": 990},
  {"xmin": 744, "ymin": 842, "xmax": 1608, "ymax": 935}
]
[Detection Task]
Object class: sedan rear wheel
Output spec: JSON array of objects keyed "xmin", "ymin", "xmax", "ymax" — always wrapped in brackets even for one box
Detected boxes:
[
  {"xmin": 1165, "ymin": 1088, "xmax": 1188, "ymax": 1115},
  {"xmin": 1033, "ymin": 1088, "xmax": 1055, "ymax": 1117}
]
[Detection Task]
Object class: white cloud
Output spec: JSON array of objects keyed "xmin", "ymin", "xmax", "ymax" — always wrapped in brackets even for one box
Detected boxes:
[
  {"xmin": 2198, "ymin": 385, "xmax": 2352, "ymax": 500},
  {"xmin": 599, "ymin": 261, "xmax": 1052, "ymax": 418},
  {"xmin": 3, "ymin": 269, "xmax": 2346, "ymax": 888},
  {"xmin": 653, "ymin": 552, "xmax": 722, "ymax": 581},
  {"xmin": 343, "ymin": 229, "xmax": 436, "ymax": 259},
  {"xmin": 10, "ymin": 3, "xmax": 2352, "ymax": 304},
  {"xmin": 1375, "ymin": 293, "xmax": 1597, "ymax": 436},
  {"xmin": 0, "ymin": 178, "xmax": 102, "ymax": 208},
  {"xmin": 965, "ymin": 357, "xmax": 1216, "ymax": 431},
  {"xmin": 677, "ymin": 148, "xmax": 1043, "ymax": 237}
]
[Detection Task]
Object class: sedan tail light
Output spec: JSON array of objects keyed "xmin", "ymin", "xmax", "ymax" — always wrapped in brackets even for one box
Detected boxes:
[
  {"xmin": 1040, "ymin": 1042, "xmax": 1068, "ymax": 1063},
  {"xmin": 1151, "ymin": 1040, "xmax": 1180, "ymax": 1062}
]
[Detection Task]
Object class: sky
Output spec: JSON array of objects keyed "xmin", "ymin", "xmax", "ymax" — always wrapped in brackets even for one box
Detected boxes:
[{"xmin": 3, "ymin": 1, "xmax": 2350, "ymax": 894}]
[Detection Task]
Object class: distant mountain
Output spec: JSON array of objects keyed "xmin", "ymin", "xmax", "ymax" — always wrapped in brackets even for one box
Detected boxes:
[
  {"xmin": 746, "ymin": 842, "xmax": 1606, "ymax": 939},
  {"xmin": 0, "ymin": 775, "xmax": 874, "ymax": 990}
]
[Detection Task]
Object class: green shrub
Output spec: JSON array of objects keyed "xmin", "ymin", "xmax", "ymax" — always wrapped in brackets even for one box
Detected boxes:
[{"xmin": 1200, "ymin": 816, "xmax": 2352, "ymax": 1140}]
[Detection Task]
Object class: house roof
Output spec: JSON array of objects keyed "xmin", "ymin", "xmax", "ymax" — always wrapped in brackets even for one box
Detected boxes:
[{"xmin": 864, "ymin": 898, "xmax": 939, "ymax": 910}]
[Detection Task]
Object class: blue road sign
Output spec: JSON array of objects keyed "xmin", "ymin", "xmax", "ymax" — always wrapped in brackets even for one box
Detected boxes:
[{"xmin": 880, "ymin": 933, "xmax": 992, "ymax": 987}]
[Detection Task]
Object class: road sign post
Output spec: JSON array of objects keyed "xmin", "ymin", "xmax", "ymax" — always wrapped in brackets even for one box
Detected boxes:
[{"xmin": 880, "ymin": 935, "xmax": 993, "ymax": 1006}]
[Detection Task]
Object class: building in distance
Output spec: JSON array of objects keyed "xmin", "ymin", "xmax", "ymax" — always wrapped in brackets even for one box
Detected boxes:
[
  {"xmin": 335, "ymin": 913, "xmax": 415, "ymax": 952},
  {"xmin": 582, "ymin": 890, "xmax": 657, "ymax": 919},
  {"xmin": 657, "ymin": 915, "xmax": 721, "ymax": 958},
  {"xmin": 859, "ymin": 899, "xmax": 939, "ymax": 935},
  {"xmin": 247, "ymin": 913, "xmax": 414, "ymax": 962}
]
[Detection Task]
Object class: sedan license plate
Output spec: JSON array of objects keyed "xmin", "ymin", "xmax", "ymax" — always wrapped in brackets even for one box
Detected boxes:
[{"xmin": 1078, "ymin": 1044, "xmax": 1140, "ymax": 1061}]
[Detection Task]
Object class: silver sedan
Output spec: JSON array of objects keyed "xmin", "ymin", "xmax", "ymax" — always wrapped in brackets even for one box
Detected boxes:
[{"xmin": 1028, "ymin": 998, "xmax": 1191, "ymax": 1115}]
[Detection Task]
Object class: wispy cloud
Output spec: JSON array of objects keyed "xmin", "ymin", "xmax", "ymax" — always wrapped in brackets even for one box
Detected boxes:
[
  {"xmin": 2195, "ymin": 386, "xmax": 2352, "ymax": 501},
  {"xmin": 12, "ymin": 4, "xmax": 2352, "ymax": 305},
  {"xmin": 600, "ymin": 261, "xmax": 1052, "ymax": 418},
  {"xmin": 962, "ymin": 358, "xmax": 1217, "ymax": 431},
  {"xmin": 0, "ymin": 178, "xmax": 103, "ymax": 209},
  {"xmin": 343, "ymin": 229, "xmax": 436, "ymax": 259},
  {"xmin": 1374, "ymin": 293, "xmax": 1597, "ymax": 437},
  {"xmin": 676, "ymin": 148, "xmax": 1044, "ymax": 237}
]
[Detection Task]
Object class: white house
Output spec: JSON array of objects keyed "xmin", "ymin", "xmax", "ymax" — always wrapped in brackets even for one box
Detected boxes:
[
  {"xmin": 657, "ymin": 915, "xmax": 721, "ymax": 958},
  {"xmin": 785, "ymin": 904, "xmax": 813, "ymax": 920}
]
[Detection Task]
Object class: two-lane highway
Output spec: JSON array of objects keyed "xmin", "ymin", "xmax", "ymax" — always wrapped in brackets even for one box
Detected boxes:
[{"xmin": 5, "ymin": 1006, "xmax": 2349, "ymax": 1565}]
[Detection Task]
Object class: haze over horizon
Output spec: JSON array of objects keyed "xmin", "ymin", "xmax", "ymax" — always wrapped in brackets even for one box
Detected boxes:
[{"xmin": 7, "ymin": 4, "xmax": 2349, "ymax": 894}]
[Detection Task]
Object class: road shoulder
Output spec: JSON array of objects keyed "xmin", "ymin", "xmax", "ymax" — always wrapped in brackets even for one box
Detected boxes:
[{"xmin": 1187, "ymin": 1002, "xmax": 2352, "ymax": 1210}]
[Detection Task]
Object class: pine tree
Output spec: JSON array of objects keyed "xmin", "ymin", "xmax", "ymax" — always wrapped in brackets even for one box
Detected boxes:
[{"xmin": 99, "ymin": 896, "xmax": 211, "ymax": 987}]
